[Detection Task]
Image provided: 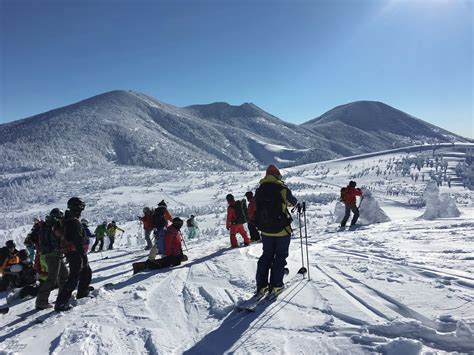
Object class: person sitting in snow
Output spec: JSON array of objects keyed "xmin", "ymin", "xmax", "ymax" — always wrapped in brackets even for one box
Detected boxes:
[
  {"xmin": 340, "ymin": 180, "xmax": 363, "ymax": 228},
  {"xmin": 133, "ymin": 217, "xmax": 188, "ymax": 274}
]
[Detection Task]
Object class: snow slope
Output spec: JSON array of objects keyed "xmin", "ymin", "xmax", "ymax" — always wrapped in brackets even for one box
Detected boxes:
[{"xmin": 0, "ymin": 148, "xmax": 473, "ymax": 354}]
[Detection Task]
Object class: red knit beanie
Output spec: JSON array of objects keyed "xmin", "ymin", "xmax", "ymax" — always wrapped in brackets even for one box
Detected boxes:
[{"xmin": 266, "ymin": 164, "xmax": 281, "ymax": 177}]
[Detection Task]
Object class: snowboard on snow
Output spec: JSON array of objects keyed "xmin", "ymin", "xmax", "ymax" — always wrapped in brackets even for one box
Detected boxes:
[{"xmin": 132, "ymin": 254, "xmax": 188, "ymax": 274}]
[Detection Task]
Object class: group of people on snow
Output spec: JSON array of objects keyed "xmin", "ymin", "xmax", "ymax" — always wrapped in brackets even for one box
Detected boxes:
[
  {"xmin": 1, "ymin": 163, "xmax": 365, "ymax": 309},
  {"xmin": 0, "ymin": 198, "xmax": 92, "ymax": 311}
]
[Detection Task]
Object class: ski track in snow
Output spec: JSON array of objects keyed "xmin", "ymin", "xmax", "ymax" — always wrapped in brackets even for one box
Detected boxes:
[{"xmin": 1, "ymin": 149, "xmax": 473, "ymax": 354}]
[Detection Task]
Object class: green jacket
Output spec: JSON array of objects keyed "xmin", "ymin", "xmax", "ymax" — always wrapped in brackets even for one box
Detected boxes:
[{"xmin": 94, "ymin": 224, "xmax": 107, "ymax": 238}]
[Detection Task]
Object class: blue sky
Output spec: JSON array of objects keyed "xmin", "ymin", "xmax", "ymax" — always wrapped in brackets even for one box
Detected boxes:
[{"xmin": 1, "ymin": 0, "xmax": 472, "ymax": 138}]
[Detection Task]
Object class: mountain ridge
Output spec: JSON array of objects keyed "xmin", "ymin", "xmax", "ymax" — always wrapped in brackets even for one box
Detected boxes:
[{"xmin": 0, "ymin": 90, "xmax": 470, "ymax": 173}]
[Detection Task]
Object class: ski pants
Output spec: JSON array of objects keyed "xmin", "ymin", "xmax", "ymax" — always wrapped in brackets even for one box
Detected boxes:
[
  {"xmin": 108, "ymin": 235, "xmax": 115, "ymax": 250},
  {"xmin": 340, "ymin": 204, "xmax": 360, "ymax": 227},
  {"xmin": 156, "ymin": 228, "xmax": 166, "ymax": 255},
  {"xmin": 26, "ymin": 245, "xmax": 35, "ymax": 264},
  {"xmin": 36, "ymin": 253, "xmax": 68, "ymax": 307},
  {"xmin": 229, "ymin": 224, "xmax": 250, "ymax": 247},
  {"xmin": 187, "ymin": 227, "xmax": 198, "ymax": 240},
  {"xmin": 256, "ymin": 234, "xmax": 291, "ymax": 289},
  {"xmin": 91, "ymin": 237, "xmax": 104, "ymax": 251},
  {"xmin": 55, "ymin": 252, "xmax": 92, "ymax": 306},
  {"xmin": 144, "ymin": 229, "xmax": 153, "ymax": 249},
  {"xmin": 247, "ymin": 222, "xmax": 260, "ymax": 241}
]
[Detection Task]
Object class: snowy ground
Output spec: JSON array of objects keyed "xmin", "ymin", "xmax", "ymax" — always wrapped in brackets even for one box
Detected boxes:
[{"xmin": 1, "ymin": 148, "xmax": 473, "ymax": 354}]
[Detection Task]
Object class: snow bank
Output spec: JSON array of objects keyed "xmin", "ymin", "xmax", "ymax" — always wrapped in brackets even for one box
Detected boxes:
[
  {"xmin": 368, "ymin": 320, "xmax": 474, "ymax": 353},
  {"xmin": 419, "ymin": 181, "xmax": 461, "ymax": 220},
  {"xmin": 375, "ymin": 337, "xmax": 422, "ymax": 355},
  {"xmin": 334, "ymin": 188, "xmax": 390, "ymax": 225}
]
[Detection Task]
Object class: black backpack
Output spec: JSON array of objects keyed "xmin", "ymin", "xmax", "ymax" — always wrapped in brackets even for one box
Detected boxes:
[
  {"xmin": 153, "ymin": 207, "xmax": 167, "ymax": 229},
  {"xmin": 254, "ymin": 183, "xmax": 290, "ymax": 233},
  {"xmin": 186, "ymin": 218, "xmax": 193, "ymax": 227},
  {"xmin": 232, "ymin": 200, "xmax": 248, "ymax": 224},
  {"xmin": 340, "ymin": 187, "xmax": 347, "ymax": 202}
]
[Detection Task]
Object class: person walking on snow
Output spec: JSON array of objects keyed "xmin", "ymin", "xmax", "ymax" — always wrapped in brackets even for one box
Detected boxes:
[
  {"xmin": 55, "ymin": 197, "xmax": 92, "ymax": 312},
  {"xmin": 91, "ymin": 221, "xmax": 107, "ymax": 252},
  {"xmin": 226, "ymin": 194, "xmax": 251, "ymax": 248},
  {"xmin": 245, "ymin": 191, "xmax": 261, "ymax": 242},
  {"xmin": 186, "ymin": 215, "xmax": 199, "ymax": 240},
  {"xmin": 254, "ymin": 165, "xmax": 297, "ymax": 298},
  {"xmin": 106, "ymin": 221, "xmax": 124, "ymax": 250},
  {"xmin": 340, "ymin": 180, "xmax": 363, "ymax": 228},
  {"xmin": 139, "ymin": 207, "xmax": 154, "ymax": 250}
]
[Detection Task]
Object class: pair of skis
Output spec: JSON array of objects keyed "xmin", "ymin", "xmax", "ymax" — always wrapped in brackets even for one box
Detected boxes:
[{"xmin": 236, "ymin": 268, "xmax": 304, "ymax": 313}]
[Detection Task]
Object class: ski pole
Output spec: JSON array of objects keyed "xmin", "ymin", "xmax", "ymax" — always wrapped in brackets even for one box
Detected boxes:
[
  {"xmin": 302, "ymin": 201, "xmax": 310, "ymax": 281},
  {"xmin": 179, "ymin": 231, "xmax": 188, "ymax": 252},
  {"xmin": 296, "ymin": 203, "xmax": 307, "ymax": 276}
]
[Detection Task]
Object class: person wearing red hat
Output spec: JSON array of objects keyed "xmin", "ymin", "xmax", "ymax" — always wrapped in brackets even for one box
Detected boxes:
[
  {"xmin": 254, "ymin": 165, "xmax": 298, "ymax": 298},
  {"xmin": 226, "ymin": 194, "xmax": 251, "ymax": 248}
]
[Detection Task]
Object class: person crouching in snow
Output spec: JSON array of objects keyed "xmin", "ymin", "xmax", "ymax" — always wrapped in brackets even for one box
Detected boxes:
[
  {"xmin": 133, "ymin": 217, "xmax": 188, "ymax": 274},
  {"xmin": 226, "ymin": 194, "xmax": 250, "ymax": 248}
]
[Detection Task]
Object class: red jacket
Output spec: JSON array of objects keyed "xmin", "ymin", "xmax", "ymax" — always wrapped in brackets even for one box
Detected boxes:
[
  {"xmin": 139, "ymin": 214, "xmax": 154, "ymax": 230},
  {"xmin": 226, "ymin": 201, "xmax": 238, "ymax": 229},
  {"xmin": 165, "ymin": 225, "xmax": 182, "ymax": 257},
  {"xmin": 343, "ymin": 186, "xmax": 363, "ymax": 206}
]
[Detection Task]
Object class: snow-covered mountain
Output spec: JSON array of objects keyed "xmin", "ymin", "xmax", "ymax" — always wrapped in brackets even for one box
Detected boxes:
[
  {"xmin": 302, "ymin": 101, "xmax": 466, "ymax": 153},
  {"xmin": 0, "ymin": 91, "xmax": 469, "ymax": 173}
]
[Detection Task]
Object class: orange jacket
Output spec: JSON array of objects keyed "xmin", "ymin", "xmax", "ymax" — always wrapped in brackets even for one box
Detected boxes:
[{"xmin": 226, "ymin": 201, "xmax": 238, "ymax": 229}]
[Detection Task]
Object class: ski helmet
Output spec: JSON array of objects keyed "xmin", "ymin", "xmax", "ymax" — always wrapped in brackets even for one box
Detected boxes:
[
  {"xmin": 143, "ymin": 207, "xmax": 150, "ymax": 214},
  {"xmin": 80, "ymin": 218, "xmax": 89, "ymax": 226},
  {"xmin": 6, "ymin": 240, "xmax": 15, "ymax": 249},
  {"xmin": 158, "ymin": 200, "xmax": 167, "ymax": 207},
  {"xmin": 349, "ymin": 181, "xmax": 357, "ymax": 188},
  {"xmin": 50, "ymin": 208, "xmax": 64, "ymax": 219},
  {"xmin": 226, "ymin": 194, "xmax": 234, "ymax": 202},
  {"xmin": 245, "ymin": 191, "xmax": 253, "ymax": 199},
  {"xmin": 172, "ymin": 217, "xmax": 184, "ymax": 229},
  {"xmin": 67, "ymin": 197, "xmax": 85, "ymax": 211}
]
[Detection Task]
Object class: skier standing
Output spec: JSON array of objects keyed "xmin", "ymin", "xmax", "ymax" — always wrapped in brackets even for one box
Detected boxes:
[
  {"xmin": 151, "ymin": 200, "xmax": 173, "ymax": 256},
  {"xmin": 245, "ymin": 191, "xmax": 260, "ymax": 242},
  {"xmin": 340, "ymin": 180, "xmax": 363, "ymax": 228},
  {"xmin": 106, "ymin": 221, "xmax": 124, "ymax": 250},
  {"xmin": 186, "ymin": 215, "xmax": 199, "ymax": 240},
  {"xmin": 55, "ymin": 197, "xmax": 92, "ymax": 312},
  {"xmin": 91, "ymin": 221, "xmax": 107, "ymax": 252},
  {"xmin": 254, "ymin": 165, "xmax": 297, "ymax": 297},
  {"xmin": 226, "ymin": 194, "xmax": 250, "ymax": 248},
  {"xmin": 35, "ymin": 208, "xmax": 69, "ymax": 309},
  {"xmin": 139, "ymin": 207, "xmax": 154, "ymax": 250}
]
